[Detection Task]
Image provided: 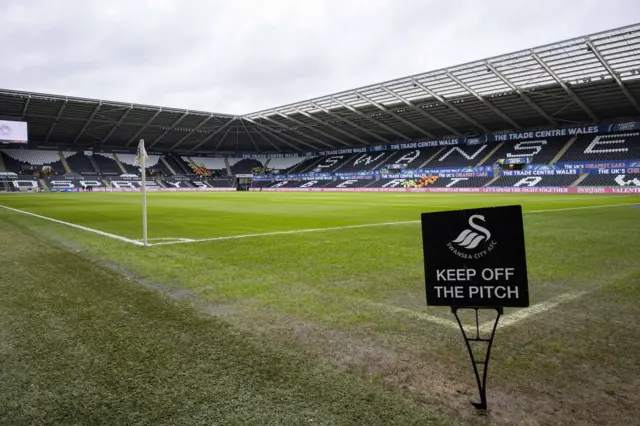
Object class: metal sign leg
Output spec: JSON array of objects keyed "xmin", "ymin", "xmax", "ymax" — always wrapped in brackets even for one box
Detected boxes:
[{"xmin": 451, "ymin": 306, "xmax": 503, "ymax": 410}]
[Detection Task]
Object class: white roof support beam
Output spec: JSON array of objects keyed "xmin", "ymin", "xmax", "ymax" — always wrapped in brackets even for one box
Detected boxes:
[
  {"xmin": 257, "ymin": 114, "xmax": 336, "ymax": 149},
  {"xmin": 148, "ymin": 111, "xmax": 189, "ymax": 149},
  {"xmin": 586, "ymin": 40, "xmax": 640, "ymax": 113},
  {"xmin": 101, "ymin": 106, "xmax": 133, "ymax": 146},
  {"xmin": 250, "ymin": 125, "xmax": 283, "ymax": 152},
  {"xmin": 44, "ymin": 100, "xmax": 68, "ymax": 143},
  {"xmin": 331, "ymin": 97, "xmax": 411, "ymax": 140},
  {"xmin": 239, "ymin": 119, "xmax": 267, "ymax": 152},
  {"xmin": 411, "ymin": 78, "xmax": 488, "ymax": 132},
  {"xmin": 169, "ymin": 115, "xmax": 215, "ymax": 150},
  {"xmin": 73, "ymin": 102, "xmax": 102, "ymax": 144},
  {"xmin": 379, "ymin": 86, "xmax": 463, "ymax": 136},
  {"xmin": 531, "ymin": 52, "xmax": 599, "ymax": 121},
  {"xmin": 290, "ymin": 106, "xmax": 371, "ymax": 145},
  {"xmin": 274, "ymin": 111, "xmax": 351, "ymax": 147},
  {"xmin": 250, "ymin": 123, "xmax": 296, "ymax": 152},
  {"xmin": 188, "ymin": 118, "xmax": 236, "ymax": 152},
  {"xmin": 445, "ymin": 71, "xmax": 521, "ymax": 129},
  {"xmin": 21, "ymin": 96, "xmax": 31, "ymax": 118},
  {"xmin": 243, "ymin": 117, "xmax": 320, "ymax": 151},
  {"xmin": 126, "ymin": 109, "xmax": 162, "ymax": 147},
  {"xmin": 485, "ymin": 63, "xmax": 557, "ymax": 125},
  {"xmin": 354, "ymin": 90, "xmax": 436, "ymax": 138},
  {"xmin": 212, "ymin": 124, "xmax": 234, "ymax": 152},
  {"xmin": 308, "ymin": 101, "xmax": 390, "ymax": 144}
]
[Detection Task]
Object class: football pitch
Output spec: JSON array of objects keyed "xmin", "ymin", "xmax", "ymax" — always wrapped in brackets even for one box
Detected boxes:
[{"xmin": 1, "ymin": 191, "xmax": 639, "ymax": 425}]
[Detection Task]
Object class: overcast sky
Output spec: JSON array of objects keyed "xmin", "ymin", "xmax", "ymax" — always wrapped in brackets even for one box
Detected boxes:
[{"xmin": 1, "ymin": 0, "xmax": 639, "ymax": 114}]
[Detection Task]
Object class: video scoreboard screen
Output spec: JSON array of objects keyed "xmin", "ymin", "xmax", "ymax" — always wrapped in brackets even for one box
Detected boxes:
[{"xmin": 0, "ymin": 120, "xmax": 28, "ymax": 144}]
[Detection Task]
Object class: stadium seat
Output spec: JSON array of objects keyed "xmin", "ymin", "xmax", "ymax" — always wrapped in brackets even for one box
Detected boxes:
[
  {"xmin": 579, "ymin": 173, "xmax": 640, "ymax": 186},
  {"xmin": 93, "ymin": 153, "xmax": 124, "ymax": 175},
  {"xmin": 1, "ymin": 149, "xmax": 69, "ymax": 174},
  {"xmin": 557, "ymin": 132, "xmax": 640, "ymax": 162}
]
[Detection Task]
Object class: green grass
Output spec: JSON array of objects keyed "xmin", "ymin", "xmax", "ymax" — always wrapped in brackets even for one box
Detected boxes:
[{"xmin": 1, "ymin": 191, "xmax": 639, "ymax": 425}]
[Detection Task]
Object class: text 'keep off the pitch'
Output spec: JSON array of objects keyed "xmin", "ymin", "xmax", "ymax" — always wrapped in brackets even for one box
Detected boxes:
[{"xmin": 421, "ymin": 205, "xmax": 529, "ymax": 308}]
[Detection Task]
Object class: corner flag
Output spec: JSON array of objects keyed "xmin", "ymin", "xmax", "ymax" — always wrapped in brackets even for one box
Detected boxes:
[
  {"xmin": 134, "ymin": 139, "xmax": 148, "ymax": 168},
  {"xmin": 135, "ymin": 139, "xmax": 149, "ymax": 247}
]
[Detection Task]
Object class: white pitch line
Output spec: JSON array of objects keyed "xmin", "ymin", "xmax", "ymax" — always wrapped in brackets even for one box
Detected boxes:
[
  {"xmin": 150, "ymin": 220, "xmax": 419, "ymax": 246},
  {"xmin": 525, "ymin": 202, "xmax": 637, "ymax": 214},
  {"xmin": 1, "ymin": 202, "xmax": 636, "ymax": 248},
  {"xmin": 153, "ymin": 202, "xmax": 637, "ymax": 246},
  {"xmin": 0, "ymin": 204, "xmax": 144, "ymax": 246},
  {"xmin": 479, "ymin": 291, "xmax": 588, "ymax": 332},
  {"xmin": 363, "ymin": 291, "xmax": 588, "ymax": 333},
  {"xmin": 363, "ymin": 300, "xmax": 461, "ymax": 330},
  {"xmin": 138, "ymin": 237, "xmax": 196, "ymax": 242}
]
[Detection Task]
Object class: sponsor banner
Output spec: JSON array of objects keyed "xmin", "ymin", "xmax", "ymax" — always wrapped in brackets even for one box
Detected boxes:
[
  {"xmin": 119, "ymin": 174, "xmax": 140, "ymax": 180},
  {"xmin": 308, "ymin": 122, "xmax": 640, "ymax": 157},
  {"xmin": 252, "ymin": 187, "xmax": 640, "ymax": 194},
  {"xmin": 585, "ymin": 167, "xmax": 640, "ymax": 175},
  {"xmin": 500, "ymin": 157, "xmax": 530, "ymax": 165},
  {"xmin": 335, "ymin": 174, "xmax": 374, "ymax": 180},
  {"xmin": 0, "ymin": 171, "xmax": 18, "ymax": 179},
  {"xmin": 382, "ymin": 171, "xmax": 491, "ymax": 178},
  {"xmin": 334, "ymin": 170, "xmax": 377, "ymax": 177},
  {"xmin": 241, "ymin": 153, "xmax": 308, "ymax": 159},
  {"xmin": 93, "ymin": 187, "xmax": 236, "ymax": 193},
  {"xmin": 501, "ymin": 169, "xmax": 578, "ymax": 176},
  {"xmin": 553, "ymin": 160, "xmax": 640, "ymax": 170}
]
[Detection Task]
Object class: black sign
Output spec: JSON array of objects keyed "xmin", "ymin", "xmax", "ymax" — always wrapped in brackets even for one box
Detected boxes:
[{"xmin": 421, "ymin": 205, "xmax": 529, "ymax": 307}]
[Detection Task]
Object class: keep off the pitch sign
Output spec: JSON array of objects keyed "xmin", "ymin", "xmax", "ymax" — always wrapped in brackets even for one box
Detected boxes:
[{"xmin": 421, "ymin": 205, "xmax": 529, "ymax": 307}]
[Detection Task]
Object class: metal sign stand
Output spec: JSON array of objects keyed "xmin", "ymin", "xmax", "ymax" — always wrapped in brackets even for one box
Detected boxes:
[{"xmin": 451, "ymin": 306, "xmax": 503, "ymax": 410}]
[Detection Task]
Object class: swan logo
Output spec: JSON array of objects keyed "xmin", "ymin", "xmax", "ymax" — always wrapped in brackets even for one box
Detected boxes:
[{"xmin": 447, "ymin": 215, "xmax": 497, "ymax": 259}]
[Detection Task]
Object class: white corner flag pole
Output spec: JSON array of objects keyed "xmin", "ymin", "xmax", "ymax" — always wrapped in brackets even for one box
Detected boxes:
[{"xmin": 137, "ymin": 139, "xmax": 149, "ymax": 247}]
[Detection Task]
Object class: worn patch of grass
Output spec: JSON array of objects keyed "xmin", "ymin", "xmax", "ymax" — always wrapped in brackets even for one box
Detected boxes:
[{"xmin": 0, "ymin": 219, "xmax": 450, "ymax": 425}]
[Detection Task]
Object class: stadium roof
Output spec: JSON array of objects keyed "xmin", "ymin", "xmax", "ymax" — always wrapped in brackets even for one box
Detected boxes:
[{"xmin": 2, "ymin": 23, "xmax": 640, "ymax": 154}]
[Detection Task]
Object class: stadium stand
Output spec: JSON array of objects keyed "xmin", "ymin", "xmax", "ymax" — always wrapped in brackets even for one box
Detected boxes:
[
  {"xmin": 579, "ymin": 173, "xmax": 640, "ymax": 187},
  {"xmin": 184, "ymin": 157, "xmax": 227, "ymax": 176},
  {"xmin": 65, "ymin": 152, "xmax": 98, "ymax": 174},
  {"xmin": 378, "ymin": 149, "xmax": 436, "ymax": 170},
  {"xmin": 369, "ymin": 177, "xmax": 493, "ymax": 188},
  {"xmin": 428, "ymin": 145, "xmax": 491, "ymax": 168},
  {"xmin": 556, "ymin": 132, "xmax": 640, "ymax": 162},
  {"xmin": 309, "ymin": 154, "xmax": 355, "ymax": 172},
  {"xmin": 230, "ymin": 158, "xmax": 264, "ymax": 175},
  {"xmin": 323, "ymin": 179, "xmax": 375, "ymax": 188},
  {"xmin": 488, "ymin": 175, "xmax": 578, "ymax": 187},
  {"xmin": 166, "ymin": 154, "xmax": 192, "ymax": 175},
  {"xmin": 267, "ymin": 180, "xmax": 331, "ymax": 188},
  {"xmin": 283, "ymin": 156, "xmax": 321, "ymax": 174},
  {"xmin": 268, "ymin": 157, "xmax": 305, "ymax": 172},
  {"xmin": 338, "ymin": 152, "xmax": 394, "ymax": 172},
  {"xmin": 117, "ymin": 153, "xmax": 161, "ymax": 174},
  {"xmin": 93, "ymin": 153, "xmax": 123, "ymax": 175},
  {"xmin": 1, "ymin": 149, "xmax": 69, "ymax": 174},
  {"xmin": 482, "ymin": 137, "xmax": 570, "ymax": 165},
  {"xmin": 47, "ymin": 175, "xmax": 104, "ymax": 191},
  {"xmin": 207, "ymin": 178, "xmax": 235, "ymax": 188},
  {"xmin": 162, "ymin": 177, "xmax": 194, "ymax": 188}
]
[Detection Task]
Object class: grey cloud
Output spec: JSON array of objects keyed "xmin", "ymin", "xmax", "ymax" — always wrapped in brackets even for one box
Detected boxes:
[{"xmin": 2, "ymin": 0, "xmax": 639, "ymax": 114}]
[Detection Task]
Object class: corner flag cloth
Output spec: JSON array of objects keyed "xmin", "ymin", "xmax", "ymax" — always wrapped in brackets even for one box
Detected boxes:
[
  {"xmin": 135, "ymin": 139, "xmax": 149, "ymax": 247},
  {"xmin": 134, "ymin": 139, "xmax": 148, "ymax": 168}
]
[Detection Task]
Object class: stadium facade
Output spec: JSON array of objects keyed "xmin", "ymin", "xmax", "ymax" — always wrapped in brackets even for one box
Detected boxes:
[{"xmin": 0, "ymin": 24, "xmax": 639, "ymax": 194}]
